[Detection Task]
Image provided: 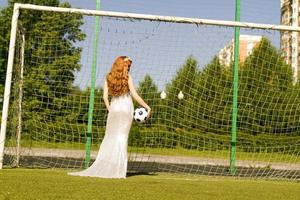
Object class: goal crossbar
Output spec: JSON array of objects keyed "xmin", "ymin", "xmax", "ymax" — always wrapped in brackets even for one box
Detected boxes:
[{"xmin": 11, "ymin": 3, "xmax": 300, "ymax": 32}]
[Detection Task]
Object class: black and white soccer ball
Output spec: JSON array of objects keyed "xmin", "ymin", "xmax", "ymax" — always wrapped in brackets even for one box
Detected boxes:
[{"xmin": 133, "ymin": 107, "xmax": 149, "ymax": 123}]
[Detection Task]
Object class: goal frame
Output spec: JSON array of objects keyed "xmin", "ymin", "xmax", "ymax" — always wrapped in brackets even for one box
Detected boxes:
[{"xmin": 1, "ymin": 3, "xmax": 300, "ymax": 169}]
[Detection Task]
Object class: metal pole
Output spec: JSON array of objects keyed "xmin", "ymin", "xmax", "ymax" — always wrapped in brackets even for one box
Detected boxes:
[
  {"xmin": 15, "ymin": 4, "xmax": 300, "ymax": 32},
  {"xmin": 84, "ymin": 0, "xmax": 101, "ymax": 168},
  {"xmin": 230, "ymin": 0, "xmax": 240, "ymax": 175},
  {"xmin": 0, "ymin": 4, "xmax": 20, "ymax": 169},
  {"xmin": 16, "ymin": 31, "xmax": 25, "ymax": 167}
]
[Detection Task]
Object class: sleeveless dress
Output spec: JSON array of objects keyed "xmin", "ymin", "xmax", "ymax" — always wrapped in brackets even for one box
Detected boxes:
[{"xmin": 68, "ymin": 94, "xmax": 134, "ymax": 178}]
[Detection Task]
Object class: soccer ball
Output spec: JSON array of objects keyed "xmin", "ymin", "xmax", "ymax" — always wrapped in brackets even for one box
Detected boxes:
[{"xmin": 133, "ymin": 107, "xmax": 149, "ymax": 123}]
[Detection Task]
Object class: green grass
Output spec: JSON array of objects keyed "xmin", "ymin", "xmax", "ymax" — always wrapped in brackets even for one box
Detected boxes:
[{"xmin": 0, "ymin": 169, "xmax": 299, "ymax": 200}]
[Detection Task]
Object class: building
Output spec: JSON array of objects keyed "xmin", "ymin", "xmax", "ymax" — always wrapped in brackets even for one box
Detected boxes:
[
  {"xmin": 281, "ymin": 0, "xmax": 299, "ymax": 82},
  {"xmin": 218, "ymin": 35, "xmax": 262, "ymax": 67}
]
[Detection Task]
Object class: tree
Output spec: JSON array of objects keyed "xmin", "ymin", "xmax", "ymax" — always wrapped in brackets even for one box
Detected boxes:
[
  {"xmin": 136, "ymin": 74, "xmax": 159, "ymax": 124},
  {"xmin": 0, "ymin": 0, "xmax": 86, "ymax": 140},
  {"xmin": 241, "ymin": 37, "xmax": 293, "ymax": 92},
  {"xmin": 192, "ymin": 56, "xmax": 232, "ymax": 133},
  {"xmin": 239, "ymin": 37, "xmax": 294, "ymax": 135},
  {"xmin": 0, "ymin": 0, "xmax": 61, "ymax": 109},
  {"xmin": 165, "ymin": 56, "xmax": 198, "ymax": 129}
]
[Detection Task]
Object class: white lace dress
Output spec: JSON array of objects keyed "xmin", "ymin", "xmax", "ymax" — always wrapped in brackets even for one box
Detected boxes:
[{"xmin": 69, "ymin": 94, "xmax": 134, "ymax": 178}]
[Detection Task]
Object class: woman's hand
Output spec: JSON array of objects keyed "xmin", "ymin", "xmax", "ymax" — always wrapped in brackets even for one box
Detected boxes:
[{"xmin": 146, "ymin": 107, "xmax": 152, "ymax": 119}]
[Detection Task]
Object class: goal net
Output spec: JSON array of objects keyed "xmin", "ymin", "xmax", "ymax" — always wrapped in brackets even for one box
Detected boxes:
[{"xmin": 1, "ymin": 3, "xmax": 299, "ymax": 180}]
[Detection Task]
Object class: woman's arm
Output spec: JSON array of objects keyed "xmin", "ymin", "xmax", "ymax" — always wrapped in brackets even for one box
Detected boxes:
[
  {"xmin": 103, "ymin": 79, "xmax": 110, "ymax": 110},
  {"xmin": 128, "ymin": 75, "xmax": 151, "ymax": 113}
]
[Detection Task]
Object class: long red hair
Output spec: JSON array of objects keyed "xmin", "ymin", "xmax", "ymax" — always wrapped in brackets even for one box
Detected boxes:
[{"xmin": 106, "ymin": 56, "xmax": 132, "ymax": 96}]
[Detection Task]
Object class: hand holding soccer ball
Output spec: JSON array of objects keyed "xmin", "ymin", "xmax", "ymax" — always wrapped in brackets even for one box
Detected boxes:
[{"xmin": 133, "ymin": 107, "xmax": 150, "ymax": 123}]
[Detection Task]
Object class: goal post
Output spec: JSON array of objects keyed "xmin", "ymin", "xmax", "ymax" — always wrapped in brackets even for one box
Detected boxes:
[
  {"xmin": 1, "ymin": 3, "xmax": 300, "ymax": 180},
  {"xmin": 84, "ymin": 0, "xmax": 101, "ymax": 169},
  {"xmin": 0, "ymin": 3, "xmax": 20, "ymax": 169}
]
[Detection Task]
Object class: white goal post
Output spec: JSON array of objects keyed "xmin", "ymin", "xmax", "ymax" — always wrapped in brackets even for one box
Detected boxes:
[{"xmin": 1, "ymin": 3, "xmax": 300, "ymax": 180}]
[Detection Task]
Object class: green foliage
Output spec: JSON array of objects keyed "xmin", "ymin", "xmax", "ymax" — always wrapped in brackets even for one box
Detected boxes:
[
  {"xmin": 0, "ymin": 0, "xmax": 62, "ymax": 108},
  {"xmin": 136, "ymin": 74, "xmax": 160, "ymax": 124},
  {"xmin": 241, "ymin": 37, "xmax": 293, "ymax": 91},
  {"xmin": 165, "ymin": 56, "xmax": 198, "ymax": 128},
  {"xmin": 128, "ymin": 38, "xmax": 299, "ymax": 153},
  {"xmin": 193, "ymin": 56, "xmax": 232, "ymax": 133},
  {"xmin": 2, "ymin": 1, "xmax": 86, "ymax": 141},
  {"xmin": 238, "ymin": 37, "xmax": 296, "ymax": 134}
]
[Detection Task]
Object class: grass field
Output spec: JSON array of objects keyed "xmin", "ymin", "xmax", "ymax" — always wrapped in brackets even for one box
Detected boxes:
[{"xmin": 0, "ymin": 169, "xmax": 299, "ymax": 200}]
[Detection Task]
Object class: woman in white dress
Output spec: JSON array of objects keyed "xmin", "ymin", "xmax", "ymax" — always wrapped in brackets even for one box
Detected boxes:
[{"xmin": 69, "ymin": 56, "xmax": 151, "ymax": 179}]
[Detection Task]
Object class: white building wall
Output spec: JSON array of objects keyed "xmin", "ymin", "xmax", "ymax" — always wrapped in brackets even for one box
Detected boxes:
[
  {"xmin": 218, "ymin": 35, "xmax": 262, "ymax": 67},
  {"xmin": 291, "ymin": 0, "xmax": 299, "ymax": 83}
]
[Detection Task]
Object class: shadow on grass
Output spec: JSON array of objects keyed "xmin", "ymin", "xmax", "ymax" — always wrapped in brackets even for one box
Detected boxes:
[{"xmin": 126, "ymin": 172, "xmax": 158, "ymax": 177}]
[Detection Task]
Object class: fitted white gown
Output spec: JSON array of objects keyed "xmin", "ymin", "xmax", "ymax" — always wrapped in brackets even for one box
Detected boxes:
[{"xmin": 69, "ymin": 94, "xmax": 134, "ymax": 178}]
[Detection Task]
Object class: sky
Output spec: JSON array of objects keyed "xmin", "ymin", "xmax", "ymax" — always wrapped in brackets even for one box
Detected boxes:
[
  {"xmin": 61, "ymin": 0, "xmax": 280, "ymax": 24},
  {"xmin": 0, "ymin": 0, "xmax": 280, "ymax": 23},
  {"xmin": 0, "ymin": 0, "xmax": 282, "ymax": 90}
]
